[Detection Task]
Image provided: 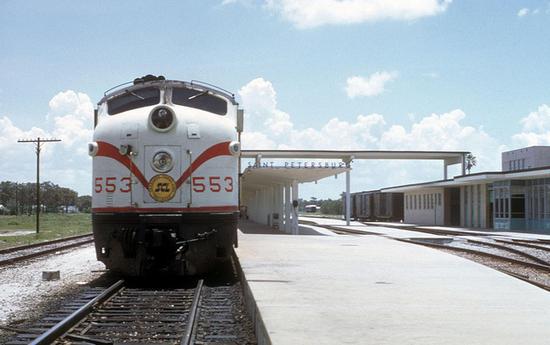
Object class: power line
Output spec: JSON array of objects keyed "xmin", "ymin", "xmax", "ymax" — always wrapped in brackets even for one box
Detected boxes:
[{"xmin": 17, "ymin": 137, "xmax": 62, "ymax": 234}]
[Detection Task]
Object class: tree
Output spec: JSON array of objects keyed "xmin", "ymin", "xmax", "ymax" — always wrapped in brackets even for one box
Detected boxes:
[
  {"xmin": 76, "ymin": 195, "xmax": 92, "ymax": 213},
  {"xmin": 0, "ymin": 180, "xmax": 81, "ymax": 214},
  {"xmin": 465, "ymin": 153, "xmax": 477, "ymax": 174},
  {"xmin": 320, "ymin": 199, "xmax": 343, "ymax": 215},
  {"xmin": 59, "ymin": 187, "xmax": 78, "ymax": 212}
]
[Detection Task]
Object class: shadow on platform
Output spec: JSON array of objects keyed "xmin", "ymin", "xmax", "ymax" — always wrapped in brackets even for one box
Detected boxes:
[{"xmin": 238, "ymin": 219, "xmax": 285, "ymax": 235}]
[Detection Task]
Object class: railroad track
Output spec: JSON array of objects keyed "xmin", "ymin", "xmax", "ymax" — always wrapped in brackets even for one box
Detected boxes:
[
  {"xmin": 0, "ymin": 233, "xmax": 94, "ymax": 267},
  {"xmin": 5, "ymin": 256, "xmax": 257, "ymax": 344}
]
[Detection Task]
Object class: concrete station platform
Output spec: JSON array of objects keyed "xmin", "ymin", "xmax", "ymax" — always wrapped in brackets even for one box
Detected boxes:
[{"xmin": 236, "ymin": 220, "xmax": 550, "ymax": 344}]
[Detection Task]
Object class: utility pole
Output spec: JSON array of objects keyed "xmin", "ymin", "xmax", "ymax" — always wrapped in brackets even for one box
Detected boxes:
[{"xmin": 17, "ymin": 137, "xmax": 61, "ymax": 234}]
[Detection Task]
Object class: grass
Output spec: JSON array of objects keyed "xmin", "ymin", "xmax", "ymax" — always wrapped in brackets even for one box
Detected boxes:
[{"xmin": 0, "ymin": 213, "xmax": 91, "ymax": 250}]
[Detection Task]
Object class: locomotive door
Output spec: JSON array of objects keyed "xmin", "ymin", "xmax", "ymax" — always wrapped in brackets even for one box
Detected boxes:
[{"xmin": 142, "ymin": 145, "xmax": 183, "ymax": 204}]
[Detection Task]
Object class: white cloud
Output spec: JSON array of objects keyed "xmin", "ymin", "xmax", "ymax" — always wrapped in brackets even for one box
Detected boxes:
[
  {"xmin": 220, "ymin": 0, "xmax": 255, "ymax": 7},
  {"xmin": 512, "ymin": 104, "xmax": 550, "ymax": 146},
  {"xmin": 345, "ymin": 71, "xmax": 398, "ymax": 98},
  {"xmin": 517, "ymin": 7, "xmax": 543, "ymax": 17},
  {"xmin": 518, "ymin": 8, "xmax": 529, "ymax": 17},
  {"xmin": 423, "ymin": 72, "xmax": 439, "ymax": 79},
  {"xmin": 238, "ymin": 76, "xmax": 501, "ymax": 196},
  {"xmin": 238, "ymin": 78, "xmax": 493, "ymax": 153},
  {"xmin": 49, "ymin": 91, "xmax": 94, "ymax": 151},
  {"xmin": 378, "ymin": 109, "xmax": 500, "ymax": 173},
  {"xmin": 238, "ymin": 77, "xmax": 294, "ymax": 136},
  {"xmin": 265, "ymin": 0, "xmax": 452, "ymax": 28},
  {"xmin": 0, "ymin": 90, "xmax": 93, "ymax": 194},
  {"xmin": 241, "ymin": 131, "xmax": 277, "ymax": 149}
]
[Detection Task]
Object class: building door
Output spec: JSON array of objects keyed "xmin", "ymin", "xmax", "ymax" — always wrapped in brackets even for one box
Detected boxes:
[{"xmin": 444, "ymin": 188, "xmax": 460, "ymax": 226}]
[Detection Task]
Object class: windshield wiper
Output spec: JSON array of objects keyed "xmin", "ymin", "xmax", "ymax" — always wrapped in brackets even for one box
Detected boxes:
[
  {"xmin": 188, "ymin": 90, "xmax": 209, "ymax": 100},
  {"xmin": 125, "ymin": 90, "xmax": 145, "ymax": 100}
]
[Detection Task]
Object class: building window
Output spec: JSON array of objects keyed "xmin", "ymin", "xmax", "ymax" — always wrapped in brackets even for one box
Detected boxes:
[
  {"xmin": 427, "ymin": 194, "xmax": 430, "ymax": 209},
  {"xmin": 414, "ymin": 195, "xmax": 417, "ymax": 209},
  {"xmin": 509, "ymin": 161, "xmax": 512, "ymax": 171}
]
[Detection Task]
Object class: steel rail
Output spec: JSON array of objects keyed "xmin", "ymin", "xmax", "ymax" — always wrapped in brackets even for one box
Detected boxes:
[
  {"xmin": 498, "ymin": 269, "xmax": 550, "ymax": 292},
  {"xmin": 0, "ymin": 237, "xmax": 94, "ymax": 267},
  {"xmin": 397, "ymin": 238, "xmax": 550, "ymax": 273},
  {"xmin": 465, "ymin": 238, "xmax": 550, "ymax": 266},
  {"xmin": 29, "ymin": 280, "xmax": 125, "ymax": 345},
  {"xmin": 499, "ymin": 238, "xmax": 550, "ymax": 250},
  {"xmin": 181, "ymin": 279, "xmax": 204, "ymax": 345},
  {"xmin": 0, "ymin": 233, "xmax": 93, "ymax": 255}
]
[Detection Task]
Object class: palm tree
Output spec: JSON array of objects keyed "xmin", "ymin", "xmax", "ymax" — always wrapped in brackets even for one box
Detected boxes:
[{"xmin": 465, "ymin": 153, "xmax": 477, "ymax": 174}]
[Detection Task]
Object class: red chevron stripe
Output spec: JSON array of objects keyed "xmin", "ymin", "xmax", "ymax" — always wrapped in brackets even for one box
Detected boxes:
[
  {"xmin": 96, "ymin": 141, "xmax": 149, "ymax": 187},
  {"xmin": 175, "ymin": 141, "xmax": 232, "ymax": 188}
]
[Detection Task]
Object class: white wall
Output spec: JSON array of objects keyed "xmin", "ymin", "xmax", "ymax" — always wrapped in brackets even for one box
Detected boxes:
[
  {"xmin": 502, "ymin": 146, "xmax": 550, "ymax": 171},
  {"xmin": 404, "ymin": 188, "xmax": 444, "ymax": 225}
]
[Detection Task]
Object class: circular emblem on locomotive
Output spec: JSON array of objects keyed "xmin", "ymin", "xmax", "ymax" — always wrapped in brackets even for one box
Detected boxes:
[{"xmin": 148, "ymin": 174, "xmax": 177, "ymax": 202}]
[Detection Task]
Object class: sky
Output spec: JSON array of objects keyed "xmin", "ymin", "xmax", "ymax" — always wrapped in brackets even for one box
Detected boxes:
[{"xmin": 1, "ymin": 0, "xmax": 550, "ymax": 199}]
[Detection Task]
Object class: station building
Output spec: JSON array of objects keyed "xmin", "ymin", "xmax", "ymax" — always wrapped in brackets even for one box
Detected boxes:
[
  {"xmin": 381, "ymin": 146, "xmax": 550, "ymax": 233},
  {"xmin": 239, "ymin": 149, "xmax": 468, "ymax": 234}
]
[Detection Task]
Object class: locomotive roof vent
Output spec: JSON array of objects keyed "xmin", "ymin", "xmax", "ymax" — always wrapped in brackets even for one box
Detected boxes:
[{"xmin": 134, "ymin": 74, "xmax": 165, "ymax": 85}]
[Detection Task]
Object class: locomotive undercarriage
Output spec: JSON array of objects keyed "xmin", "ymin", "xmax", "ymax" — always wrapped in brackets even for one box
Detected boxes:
[{"xmin": 92, "ymin": 212, "xmax": 238, "ymax": 276}]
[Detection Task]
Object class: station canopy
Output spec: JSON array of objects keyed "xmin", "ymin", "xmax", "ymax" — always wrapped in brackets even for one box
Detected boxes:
[
  {"xmin": 240, "ymin": 148, "xmax": 469, "ymax": 190},
  {"xmin": 241, "ymin": 165, "xmax": 349, "ymax": 190}
]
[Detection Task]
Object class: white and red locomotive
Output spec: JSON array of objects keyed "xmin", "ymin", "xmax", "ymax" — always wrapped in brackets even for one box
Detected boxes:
[{"xmin": 88, "ymin": 75, "xmax": 242, "ymax": 276}]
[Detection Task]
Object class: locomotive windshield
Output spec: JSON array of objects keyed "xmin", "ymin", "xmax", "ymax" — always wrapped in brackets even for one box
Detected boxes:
[
  {"xmin": 172, "ymin": 87, "xmax": 227, "ymax": 115},
  {"xmin": 107, "ymin": 87, "xmax": 160, "ymax": 115}
]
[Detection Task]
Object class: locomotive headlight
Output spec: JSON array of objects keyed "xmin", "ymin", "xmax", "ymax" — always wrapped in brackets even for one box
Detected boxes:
[
  {"xmin": 228, "ymin": 141, "xmax": 240, "ymax": 156},
  {"xmin": 149, "ymin": 106, "xmax": 175, "ymax": 132},
  {"xmin": 152, "ymin": 151, "xmax": 174, "ymax": 172}
]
